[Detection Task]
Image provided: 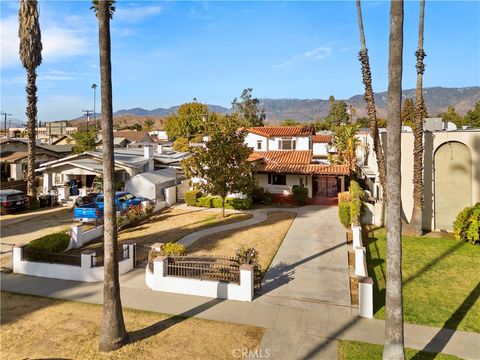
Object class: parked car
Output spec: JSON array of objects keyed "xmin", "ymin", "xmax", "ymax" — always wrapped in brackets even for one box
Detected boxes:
[
  {"xmin": 73, "ymin": 192, "xmax": 99, "ymax": 208},
  {"xmin": 0, "ymin": 189, "xmax": 30, "ymax": 214},
  {"xmin": 73, "ymin": 191, "xmax": 144, "ymax": 222}
]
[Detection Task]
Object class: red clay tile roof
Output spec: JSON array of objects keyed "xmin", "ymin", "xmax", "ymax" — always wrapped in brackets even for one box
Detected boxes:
[
  {"xmin": 249, "ymin": 150, "xmax": 349, "ymax": 175},
  {"xmin": 257, "ymin": 163, "xmax": 350, "ymax": 176},
  {"xmin": 246, "ymin": 126, "xmax": 315, "ymax": 138},
  {"xmin": 113, "ymin": 131, "xmax": 152, "ymax": 142},
  {"xmin": 312, "ymin": 134, "xmax": 332, "ymax": 143},
  {"xmin": 249, "ymin": 150, "xmax": 312, "ymax": 164}
]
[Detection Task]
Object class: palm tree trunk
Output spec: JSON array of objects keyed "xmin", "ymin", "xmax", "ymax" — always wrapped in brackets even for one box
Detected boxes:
[
  {"xmin": 97, "ymin": 0, "xmax": 128, "ymax": 352},
  {"xmin": 26, "ymin": 69, "xmax": 38, "ymax": 201},
  {"xmin": 409, "ymin": 0, "xmax": 426, "ymax": 236},
  {"xmin": 356, "ymin": 0, "xmax": 387, "ymax": 199},
  {"xmin": 383, "ymin": 0, "xmax": 405, "ymax": 359}
]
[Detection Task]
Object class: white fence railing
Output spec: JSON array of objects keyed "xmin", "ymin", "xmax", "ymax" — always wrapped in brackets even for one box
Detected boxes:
[{"xmin": 351, "ymin": 225, "xmax": 373, "ymax": 318}]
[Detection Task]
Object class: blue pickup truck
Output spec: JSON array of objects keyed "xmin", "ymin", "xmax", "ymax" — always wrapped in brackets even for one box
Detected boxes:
[{"xmin": 73, "ymin": 192, "xmax": 144, "ymax": 222}]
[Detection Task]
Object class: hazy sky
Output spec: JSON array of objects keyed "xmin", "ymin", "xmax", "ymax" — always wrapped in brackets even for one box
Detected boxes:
[{"xmin": 1, "ymin": 0, "xmax": 479, "ymax": 123}]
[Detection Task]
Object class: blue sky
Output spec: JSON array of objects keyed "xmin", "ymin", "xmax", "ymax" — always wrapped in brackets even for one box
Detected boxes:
[{"xmin": 1, "ymin": 0, "xmax": 479, "ymax": 123}]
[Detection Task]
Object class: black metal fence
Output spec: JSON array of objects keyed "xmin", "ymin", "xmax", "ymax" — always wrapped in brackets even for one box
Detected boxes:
[
  {"xmin": 91, "ymin": 246, "xmax": 130, "ymax": 267},
  {"xmin": 22, "ymin": 247, "xmax": 81, "ymax": 267},
  {"xmin": 165, "ymin": 255, "xmax": 241, "ymax": 284}
]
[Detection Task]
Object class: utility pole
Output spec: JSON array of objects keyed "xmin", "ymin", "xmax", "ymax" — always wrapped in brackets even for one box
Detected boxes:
[
  {"xmin": 1, "ymin": 111, "xmax": 12, "ymax": 138},
  {"xmin": 82, "ymin": 109, "xmax": 94, "ymax": 131}
]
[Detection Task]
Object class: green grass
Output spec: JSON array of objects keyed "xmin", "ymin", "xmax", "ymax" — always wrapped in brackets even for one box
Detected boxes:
[
  {"xmin": 338, "ymin": 341, "xmax": 463, "ymax": 360},
  {"xmin": 366, "ymin": 228, "xmax": 480, "ymax": 332}
]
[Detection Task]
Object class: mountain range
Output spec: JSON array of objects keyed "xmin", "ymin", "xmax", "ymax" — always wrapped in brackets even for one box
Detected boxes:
[{"xmin": 69, "ymin": 86, "xmax": 479, "ymax": 125}]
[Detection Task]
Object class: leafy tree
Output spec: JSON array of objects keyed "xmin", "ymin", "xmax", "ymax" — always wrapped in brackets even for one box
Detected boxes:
[
  {"xmin": 439, "ymin": 105, "xmax": 463, "ymax": 126},
  {"xmin": 324, "ymin": 96, "xmax": 349, "ymax": 128},
  {"xmin": 232, "ymin": 88, "xmax": 265, "ymax": 127},
  {"xmin": 71, "ymin": 130, "xmax": 97, "ymax": 153},
  {"xmin": 314, "ymin": 120, "xmax": 331, "ymax": 131},
  {"xmin": 401, "ymin": 97, "xmax": 414, "ymax": 125},
  {"xmin": 142, "ymin": 119, "xmax": 155, "ymax": 132},
  {"xmin": 164, "ymin": 102, "xmax": 208, "ymax": 140},
  {"xmin": 19, "ymin": 0, "xmax": 42, "ymax": 202},
  {"xmin": 94, "ymin": 0, "xmax": 128, "ymax": 352},
  {"xmin": 173, "ymin": 137, "xmax": 190, "ymax": 152},
  {"xmin": 383, "ymin": 0, "xmax": 405, "ymax": 358},
  {"xmin": 355, "ymin": 117, "xmax": 370, "ymax": 128},
  {"xmin": 182, "ymin": 114, "xmax": 257, "ymax": 217},
  {"xmin": 463, "ymin": 101, "xmax": 480, "ymax": 128},
  {"xmin": 281, "ymin": 119, "xmax": 300, "ymax": 126}
]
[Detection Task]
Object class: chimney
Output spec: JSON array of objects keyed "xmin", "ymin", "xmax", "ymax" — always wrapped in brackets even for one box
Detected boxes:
[
  {"xmin": 157, "ymin": 144, "xmax": 163, "ymax": 154},
  {"xmin": 144, "ymin": 145, "xmax": 153, "ymax": 159}
]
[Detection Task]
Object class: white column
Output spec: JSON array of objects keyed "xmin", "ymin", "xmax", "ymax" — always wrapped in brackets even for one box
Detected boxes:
[
  {"xmin": 43, "ymin": 173, "xmax": 53, "ymax": 193},
  {"xmin": 351, "ymin": 225, "xmax": 362, "ymax": 248},
  {"xmin": 359, "ymin": 277, "xmax": 374, "ymax": 318},
  {"xmin": 10, "ymin": 163, "xmax": 23, "ymax": 180},
  {"xmin": 239, "ymin": 264, "xmax": 254, "ymax": 301},
  {"xmin": 355, "ymin": 247, "xmax": 367, "ymax": 277}
]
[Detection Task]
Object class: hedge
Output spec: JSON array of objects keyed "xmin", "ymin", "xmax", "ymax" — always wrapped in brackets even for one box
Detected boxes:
[
  {"xmin": 26, "ymin": 232, "xmax": 70, "ymax": 252},
  {"xmin": 338, "ymin": 191, "xmax": 351, "ymax": 204},
  {"xmin": 349, "ymin": 180, "xmax": 366, "ymax": 201},
  {"xmin": 251, "ymin": 187, "xmax": 272, "ymax": 205},
  {"xmin": 185, "ymin": 189, "xmax": 202, "ymax": 206},
  {"xmin": 193, "ymin": 196, "xmax": 252, "ymax": 210},
  {"xmin": 339, "ymin": 201, "xmax": 351, "ymax": 228},
  {"xmin": 350, "ymin": 197, "xmax": 363, "ymax": 226},
  {"xmin": 453, "ymin": 203, "xmax": 480, "ymax": 245},
  {"xmin": 197, "ymin": 196, "xmax": 214, "ymax": 208},
  {"xmin": 293, "ymin": 186, "xmax": 308, "ymax": 205}
]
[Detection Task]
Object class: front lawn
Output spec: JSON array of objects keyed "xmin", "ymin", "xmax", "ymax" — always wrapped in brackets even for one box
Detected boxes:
[
  {"xmin": 0, "ymin": 291, "xmax": 264, "ymax": 360},
  {"xmin": 188, "ymin": 211, "xmax": 296, "ymax": 270},
  {"xmin": 338, "ymin": 340, "xmax": 462, "ymax": 360},
  {"xmin": 366, "ymin": 228, "xmax": 480, "ymax": 332}
]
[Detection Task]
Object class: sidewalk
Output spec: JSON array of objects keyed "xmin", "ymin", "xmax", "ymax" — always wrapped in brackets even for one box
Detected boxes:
[{"xmin": 1, "ymin": 271, "xmax": 478, "ymax": 360}]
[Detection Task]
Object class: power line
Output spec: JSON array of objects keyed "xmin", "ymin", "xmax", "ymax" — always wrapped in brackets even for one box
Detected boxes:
[
  {"xmin": 1, "ymin": 111, "xmax": 12, "ymax": 137},
  {"xmin": 82, "ymin": 109, "xmax": 94, "ymax": 131}
]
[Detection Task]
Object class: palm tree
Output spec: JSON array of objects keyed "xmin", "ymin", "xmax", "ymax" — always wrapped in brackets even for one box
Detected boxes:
[
  {"xmin": 18, "ymin": 0, "xmax": 42, "ymax": 202},
  {"xmin": 356, "ymin": 0, "xmax": 387, "ymax": 198},
  {"xmin": 95, "ymin": 0, "xmax": 128, "ymax": 352},
  {"xmin": 334, "ymin": 124, "xmax": 360, "ymax": 173},
  {"xmin": 383, "ymin": 0, "xmax": 405, "ymax": 359},
  {"xmin": 409, "ymin": 0, "xmax": 426, "ymax": 236}
]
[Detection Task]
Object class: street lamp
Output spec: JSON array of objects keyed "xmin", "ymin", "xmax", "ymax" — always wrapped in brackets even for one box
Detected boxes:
[{"xmin": 91, "ymin": 83, "xmax": 97, "ymax": 130}]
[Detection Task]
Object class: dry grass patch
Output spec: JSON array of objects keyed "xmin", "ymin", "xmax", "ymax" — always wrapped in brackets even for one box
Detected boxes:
[
  {"xmin": 1, "ymin": 291, "xmax": 264, "ymax": 360},
  {"xmin": 73, "ymin": 207, "xmax": 252, "ymax": 252},
  {"xmin": 188, "ymin": 211, "xmax": 296, "ymax": 270}
]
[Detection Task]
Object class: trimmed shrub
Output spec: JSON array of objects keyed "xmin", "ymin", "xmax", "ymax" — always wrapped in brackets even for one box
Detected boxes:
[
  {"xmin": 349, "ymin": 180, "xmax": 366, "ymax": 201},
  {"xmin": 338, "ymin": 201, "xmax": 351, "ymax": 228},
  {"xmin": 226, "ymin": 197, "xmax": 252, "ymax": 210},
  {"xmin": 125, "ymin": 205, "xmax": 145, "ymax": 227},
  {"xmin": 350, "ymin": 197, "xmax": 363, "ymax": 226},
  {"xmin": 293, "ymin": 186, "xmax": 308, "ymax": 205},
  {"xmin": 453, "ymin": 203, "xmax": 480, "ymax": 245},
  {"xmin": 161, "ymin": 242, "xmax": 187, "ymax": 256},
  {"xmin": 338, "ymin": 191, "xmax": 351, "ymax": 204},
  {"xmin": 235, "ymin": 245, "xmax": 259, "ymax": 265},
  {"xmin": 251, "ymin": 187, "xmax": 272, "ymax": 205},
  {"xmin": 26, "ymin": 232, "xmax": 70, "ymax": 252},
  {"xmin": 184, "ymin": 189, "xmax": 202, "ymax": 206},
  {"xmin": 197, "ymin": 196, "xmax": 214, "ymax": 208}
]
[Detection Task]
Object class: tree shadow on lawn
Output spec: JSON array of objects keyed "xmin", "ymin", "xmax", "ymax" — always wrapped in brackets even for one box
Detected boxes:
[
  {"xmin": 364, "ymin": 229, "xmax": 465, "ymax": 317},
  {"xmin": 127, "ymin": 298, "xmax": 224, "ymax": 344}
]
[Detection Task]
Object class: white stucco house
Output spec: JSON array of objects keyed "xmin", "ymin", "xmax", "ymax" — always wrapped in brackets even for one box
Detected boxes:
[{"xmin": 356, "ymin": 125, "xmax": 480, "ymax": 231}]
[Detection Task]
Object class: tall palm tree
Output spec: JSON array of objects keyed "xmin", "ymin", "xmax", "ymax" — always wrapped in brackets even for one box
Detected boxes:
[
  {"xmin": 18, "ymin": 0, "xmax": 42, "ymax": 201},
  {"xmin": 356, "ymin": 0, "xmax": 387, "ymax": 198},
  {"xmin": 409, "ymin": 0, "xmax": 426, "ymax": 236},
  {"xmin": 334, "ymin": 123, "xmax": 360, "ymax": 173},
  {"xmin": 95, "ymin": 0, "xmax": 128, "ymax": 352},
  {"xmin": 383, "ymin": 0, "xmax": 405, "ymax": 359}
]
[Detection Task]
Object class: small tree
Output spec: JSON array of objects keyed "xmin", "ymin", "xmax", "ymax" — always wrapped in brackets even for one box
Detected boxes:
[
  {"xmin": 142, "ymin": 118, "xmax": 155, "ymax": 132},
  {"xmin": 164, "ymin": 102, "xmax": 208, "ymax": 140},
  {"xmin": 182, "ymin": 114, "xmax": 257, "ymax": 217},
  {"xmin": 232, "ymin": 88, "xmax": 265, "ymax": 127},
  {"xmin": 71, "ymin": 130, "xmax": 97, "ymax": 153}
]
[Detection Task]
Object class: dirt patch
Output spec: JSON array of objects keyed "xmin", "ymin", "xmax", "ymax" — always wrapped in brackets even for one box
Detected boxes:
[{"xmin": 1, "ymin": 291, "xmax": 265, "ymax": 360}]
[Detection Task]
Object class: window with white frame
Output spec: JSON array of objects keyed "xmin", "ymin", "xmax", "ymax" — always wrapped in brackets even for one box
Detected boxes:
[{"xmin": 278, "ymin": 138, "xmax": 296, "ymax": 150}]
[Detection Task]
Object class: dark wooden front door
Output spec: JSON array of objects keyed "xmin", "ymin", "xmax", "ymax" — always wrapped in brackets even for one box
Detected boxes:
[{"xmin": 318, "ymin": 176, "xmax": 338, "ymax": 197}]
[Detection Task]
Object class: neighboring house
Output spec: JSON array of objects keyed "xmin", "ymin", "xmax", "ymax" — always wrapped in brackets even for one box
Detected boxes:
[
  {"xmin": 51, "ymin": 135, "xmax": 76, "ymax": 145},
  {"xmin": 243, "ymin": 126, "xmax": 344, "ymax": 200},
  {"xmin": 37, "ymin": 145, "xmax": 190, "ymax": 201},
  {"xmin": 125, "ymin": 167, "xmax": 184, "ymax": 204},
  {"xmin": 248, "ymin": 150, "xmax": 349, "ymax": 199},
  {"xmin": 9, "ymin": 121, "xmax": 77, "ymax": 144},
  {"xmin": 97, "ymin": 131, "xmax": 155, "ymax": 149},
  {"xmin": 113, "ymin": 137, "xmax": 131, "ymax": 148},
  {"xmin": 356, "ymin": 126, "xmax": 480, "ymax": 231},
  {"xmin": 0, "ymin": 139, "xmax": 64, "ymax": 181}
]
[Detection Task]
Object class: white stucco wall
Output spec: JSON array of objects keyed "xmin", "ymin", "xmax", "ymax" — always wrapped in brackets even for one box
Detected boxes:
[
  {"xmin": 313, "ymin": 142, "xmax": 329, "ymax": 157},
  {"xmin": 267, "ymin": 136, "xmax": 310, "ymax": 150},
  {"xmin": 146, "ymin": 257, "xmax": 254, "ymax": 302},
  {"xmin": 13, "ymin": 244, "xmax": 134, "ymax": 282},
  {"xmin": 245, "ymin": 133, "xmax": 268, "ymax": 150},
  {"xmin": 257, "ymin": 174, "xmax": 313, "ymax": 198}
]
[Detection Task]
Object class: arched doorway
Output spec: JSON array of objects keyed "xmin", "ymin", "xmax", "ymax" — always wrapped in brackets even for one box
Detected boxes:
[{"xmin": 434, "ymin": 141, "xmax": 472, "ymax": 231}]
